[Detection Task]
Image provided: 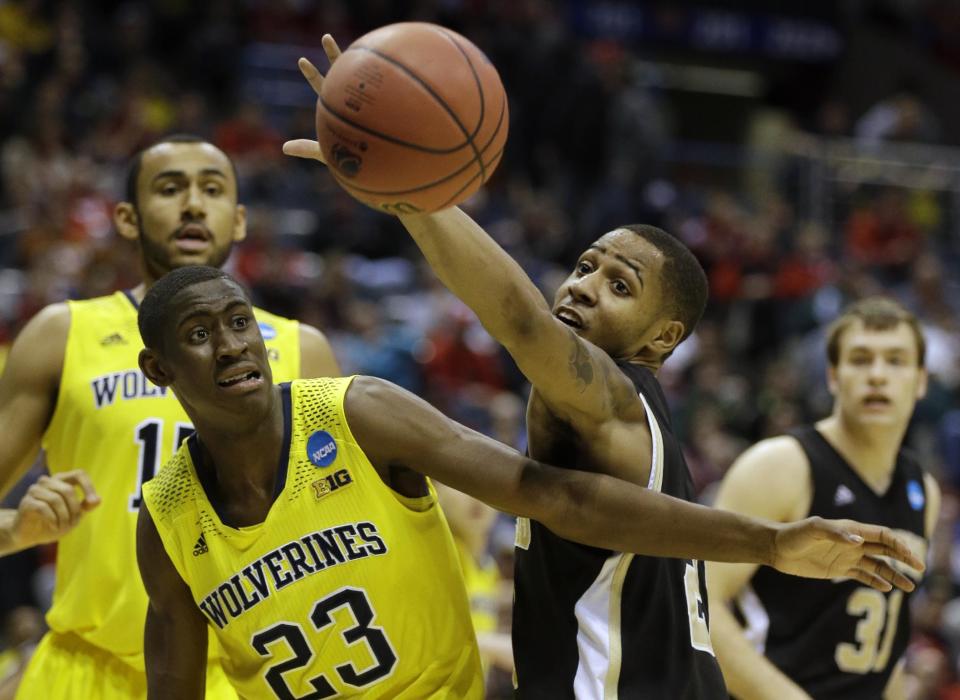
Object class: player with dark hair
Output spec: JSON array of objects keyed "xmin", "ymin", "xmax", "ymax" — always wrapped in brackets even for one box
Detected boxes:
[
  {"xmin": 707, "ymin": 297, "xmax": 939, "ymax": 699},
  {"xmin": 136, "ymin": 268, "xmax": 920, "ymax": 699},
  {"xmin": 285, "ymin": 37, "xmax": 922, "ymax": 698},
  {"xmin": 0, "ymin": 135, "xmax": 339, "ymax": 699}
]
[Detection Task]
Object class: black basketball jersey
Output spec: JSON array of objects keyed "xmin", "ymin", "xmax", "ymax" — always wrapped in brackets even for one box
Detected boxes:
[
  {"xmin": 738, "ymin": 426, "xmax": 928, "ymax": 700},
  {"xmin": 512, "ymin": 363, "xmax": 727, "ymax": 699}
]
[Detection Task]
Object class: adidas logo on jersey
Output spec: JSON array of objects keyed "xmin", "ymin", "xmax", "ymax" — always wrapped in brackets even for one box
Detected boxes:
[
  {"xmin": 834, "ymin": 484, "xmax": 856, "ymax": 507},
  {"xmin": 193, "ymin": 534, "xmax": 208, "ymax": 556},
  {"xmin": 100, "ymin": 332, "xmax": 127, "ymax": 346}
]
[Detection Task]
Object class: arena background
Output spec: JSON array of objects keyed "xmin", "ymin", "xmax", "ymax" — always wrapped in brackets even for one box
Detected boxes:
[{"xmin": 1, "ymin": 1, "xmax": 959, "ymax": 696}]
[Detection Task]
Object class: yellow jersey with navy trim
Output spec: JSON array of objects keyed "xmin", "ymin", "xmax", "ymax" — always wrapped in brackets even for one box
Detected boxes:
[
  {"xmin": 142, "ymin": 377, "xmax": 484, "ymax": 699},
  {"xmin": 40, "ymin": 290, "xmax": 300, "ymax": 670}
]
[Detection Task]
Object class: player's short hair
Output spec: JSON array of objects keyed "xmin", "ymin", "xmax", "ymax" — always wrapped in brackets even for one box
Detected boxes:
[
  {"xmin": 825, "ymin": 297, "xmax": 926, "ymax": 367},
  {"xmin": 138, "ymin": 265, "xmax": 238, "ymax": 351},
  {"xmin": 620, "ymin": 224, "xmax": 708, "ymax": 343},
  {"xmin": 125, "ymin": 134, "xmax": 239, "ymax": 207}
]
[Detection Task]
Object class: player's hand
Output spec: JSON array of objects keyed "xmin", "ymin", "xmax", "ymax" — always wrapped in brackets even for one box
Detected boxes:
[
  {"xmin": 282, "ymin": 33, "xmax": 343, "ymax": 165},
  {"xmin": 770, "ymin": 517, "xmax": 924, "ymax": 592},
  {"xmin": 12, "ymin": 470, "xmax": 100, "ymax": 549}
]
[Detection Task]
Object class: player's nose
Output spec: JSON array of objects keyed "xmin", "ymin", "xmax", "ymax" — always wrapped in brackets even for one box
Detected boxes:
[
  {"xmin": 568, "ymin": 275, "xmax": 597, "ymax": 306},
  {"xmin": 182, "ymin": 183, "xmax": 206, "ymax": 217},
  {"xmin": 215, "ymin": 331, "xmax": 248, "ymax": 360}
]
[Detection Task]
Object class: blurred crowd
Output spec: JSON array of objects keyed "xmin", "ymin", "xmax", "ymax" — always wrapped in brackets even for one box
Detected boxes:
[{"xmin": 2, "ymin": 0, "xmax": 960, "ymax": 697}]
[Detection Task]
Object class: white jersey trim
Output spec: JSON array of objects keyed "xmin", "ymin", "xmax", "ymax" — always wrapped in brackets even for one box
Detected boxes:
[
  {"xmin": 639, "ymin": 391, "xmax": 664, "ymax": 493},
  {"xmin": 571, "ymin": 390, "xmax": 665, "ymax": 698},
  {"xmin": 735, "ymin": 585, "xmax": 770, "ymax": 654}
]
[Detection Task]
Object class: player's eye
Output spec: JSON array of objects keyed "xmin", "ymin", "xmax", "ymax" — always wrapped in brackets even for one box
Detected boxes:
[
  {"xmin": 576, "ymin": 261, "xmax": 592, "ymax": 275},
  {"xmin": 612, "ymin": 280, "xmax": 630, "ymax": 295},
  {"xmin": 160, "ymin": 183, "xmax": 180, "ymax": 196},
  {"xmin": 232, "ymin": 315, "xmax": 248, "ymax": 329},
  {"xmin": 188, "ymin": 327, "xmax": 209, "ymax": 343},
  {"xmin": 204, "ymin": 182, "xmax": 224, "ymax": 196}
]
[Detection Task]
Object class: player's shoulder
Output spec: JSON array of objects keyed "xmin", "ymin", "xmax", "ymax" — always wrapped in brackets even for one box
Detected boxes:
[
  {"xmin": 729, "ymin": 435, "xmax": 808, "ymax": 479},
  {"xmin": 143, "ymin": 450, "xmax": 196, "ymax": 523},
  {"xmin": 21, "ymin": 300, "xmax": 71, "ymax": 334},
  {"xmin": 63, "ymin": 290, "xmax": 135, "ymax": 317},
  {"xmin": 6, "ymin": 302, "xmax": 72, "ymax": 370},
  {"xmin": 252, "ymin": 305, "xmax": 298, "ymax": 331},
  {"xmin": 716, "ymin": 435, "xmax": 811, "ymax": 519},
  {"xmin": 292, "ymin": 375, "xmax": 354, "ymax": 396}
]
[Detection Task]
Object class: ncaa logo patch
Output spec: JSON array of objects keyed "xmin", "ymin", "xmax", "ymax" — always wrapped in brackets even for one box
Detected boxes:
[
  {"xmin": 907, "ymin": 480, "xmax": 925, "ymax": 511},
  {"xmin": 258, "ymin": 322, "xmax": 277, "ymax": 341},
  {"xmin": 307, "ymin": 430, "xmax": 338, "ymax": 468}
]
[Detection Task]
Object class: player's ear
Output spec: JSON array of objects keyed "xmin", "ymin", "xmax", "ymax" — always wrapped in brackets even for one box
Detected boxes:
[
  {"xmin": 114, "ymin": 202, "xmax": 140, "ymax": 242},
  {"xmin": 232, "ymin": 204, "xmax": 247, "ymax": 243},
  {"xmin": 650, "ymin": 319, "xmax": 684, "ymax": 357},
  {"xmin": 826, "ymin": 364, "xmax": 839, "ymax": 397},
  {"xmin": 916, "ymin": 366, "xmax": 929, "ymax": 400},
  {"xmin": 140, "ymin": 348, "xmax": 172, "ymax": 388}
]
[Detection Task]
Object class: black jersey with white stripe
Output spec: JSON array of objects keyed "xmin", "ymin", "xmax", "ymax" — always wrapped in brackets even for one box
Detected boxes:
[
  {"xmin": 512, "ymin": 363, "xmax": 727, "ymax": 699},
  {"xmin": 737, "ymin": 426, "xmax": 928, "ymax": 700}
]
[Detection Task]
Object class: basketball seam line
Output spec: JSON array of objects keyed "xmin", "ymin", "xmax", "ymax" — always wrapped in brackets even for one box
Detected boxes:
[
  {"xmin": 331, "ymin": 144, "xmax": 505, "ymax": 206},
  {"xmin": 437, "ymin": 29, "xmax": 487, "ymax": 185},
  {"xmin": 329, "ymin": 98, "xmax": 506, "ymax": 197},
  {"xmin": 437, "ymin": 147, "xmax": 505, "ymax": 210},
  {"xmin": 319, "ymin": 94, "xmax": 462, "ymax": 154},
  {"xmin": 319, "ymin": 41, "xmax": 483, "ymax": 154}
]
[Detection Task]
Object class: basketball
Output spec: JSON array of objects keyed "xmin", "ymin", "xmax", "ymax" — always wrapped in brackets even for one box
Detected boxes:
[{"xmin": 316, "ymin": 22, "xmax": 509, "ymax": 214}]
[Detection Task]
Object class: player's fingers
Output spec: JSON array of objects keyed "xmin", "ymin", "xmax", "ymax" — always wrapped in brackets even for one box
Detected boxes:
[
  {"xmin": 321, "ymin": 33, "xmax": 342, "ymax": 64},
  {"xmin": 39, "ymin": 477, "xmax": 84, "ymax": 523},
  {"xmin": 844, "ymin": 522, "xmax": 925, "ymax": 571},
  {"xmin": 298, "ymin": 57, "xmax": 325, "ymax": 96},
  {"xmin": 282, "ymin": 139, "xmax": 326, "ymax": 163},
  {"xmin": 861, "ymin": 555, "xmax": 916, "ymax": 593},
  {"xmin": 813, "ymin": 518, "xmax": 864, "ymax": 545},
  {"xmin": 847, "ymin": 567, "xmax": 893, "ymax": 592},
  {"xmin": 25, "ymin": 487, "xmax": 68, "ymax": 530},
  {"xmin": 58, "ymin": 469, "xmax": 101, "ymax": 508}
]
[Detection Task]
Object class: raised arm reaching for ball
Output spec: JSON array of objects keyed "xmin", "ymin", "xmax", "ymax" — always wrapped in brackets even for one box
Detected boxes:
[{"xmin": 286, "ymin": 31, "xmax": 926, "ymax": 698}]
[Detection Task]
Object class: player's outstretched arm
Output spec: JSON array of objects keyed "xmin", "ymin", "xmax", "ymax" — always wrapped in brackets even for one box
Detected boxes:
[
  {"xmin": 0, "ymin": 303, "xmax": 70, "ymax": 497},
  {"xmin": 137, "ymin": 507, "xmax": 208, "ymax": 700},
  {"xmin": 344, "ymin": 376, "xmax": 922, "ymax": 589},
  {"xmin": 284, "ymin": 38, "xmax": 636, "ymax": 428},
  {"xmin": 0, "ymin": 470, "xmax": 100, "ymax": 557}
]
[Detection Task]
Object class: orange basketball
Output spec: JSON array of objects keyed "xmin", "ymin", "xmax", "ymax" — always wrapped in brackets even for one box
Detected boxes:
[{"xmin": 316, "ymin": 22, "xmax": 509, "ymax": 214}]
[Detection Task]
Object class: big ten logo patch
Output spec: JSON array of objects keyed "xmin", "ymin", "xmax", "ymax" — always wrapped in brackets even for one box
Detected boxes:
[
  {"xmin": 307, "ymin": 430, "xmax": 338, "ymax": 468},
  {"xmin": 312, "ymin": 469, "xmax": 353, "ymax": 500}
]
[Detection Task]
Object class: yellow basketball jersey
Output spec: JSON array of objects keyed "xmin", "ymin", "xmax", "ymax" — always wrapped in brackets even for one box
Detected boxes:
[
  {"xmin": 453, "ymin": 540, "xmax": 501, "ymax": 636},
  {"xmin": 41, "ymin": 291, "xmax": 300, "ymax": 670},
  {"xmin": 142, "ymin": 377, "xmax": 484, "ymax": 699}
]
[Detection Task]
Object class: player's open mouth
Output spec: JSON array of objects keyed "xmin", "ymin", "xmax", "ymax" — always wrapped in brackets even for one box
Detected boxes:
[
  {"xmin": 217, "ymin": 370, "xmax": 262, "ymax": 389},
  {"xmin": 555, "ymin": 307, "xmax": 584, "ymax": 329},
  {"xmin": 174, "ymin": 224, "xmax": 212, "ymax": 252},
  {"xmin": 863, "ymin": 395, "xmax": 891, "ymax": 408}
]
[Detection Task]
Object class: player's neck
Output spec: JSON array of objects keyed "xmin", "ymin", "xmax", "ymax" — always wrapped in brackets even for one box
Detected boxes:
[
  {"xmin": 816, "ymin": 415, "xmax": 905, "ymax": 494},
  {"xmin": 193, "ymin": 388, "xmax": 287, "ymax": 513}
]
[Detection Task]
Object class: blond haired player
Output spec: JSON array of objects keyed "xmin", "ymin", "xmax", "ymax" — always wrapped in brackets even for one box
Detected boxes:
[
  {"xmin": 0, "ymin": 135, "xmax": 339, "ymax": 698},
  {"xmin": 707, "ymin": 297, "xmax": 939, "ymax": 699}
]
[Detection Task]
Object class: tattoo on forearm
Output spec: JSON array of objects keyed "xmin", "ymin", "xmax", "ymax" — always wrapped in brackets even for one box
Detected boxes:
[{"xmin": 568, "ymin": 332, "xmax": 594, "ymax": 391}]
